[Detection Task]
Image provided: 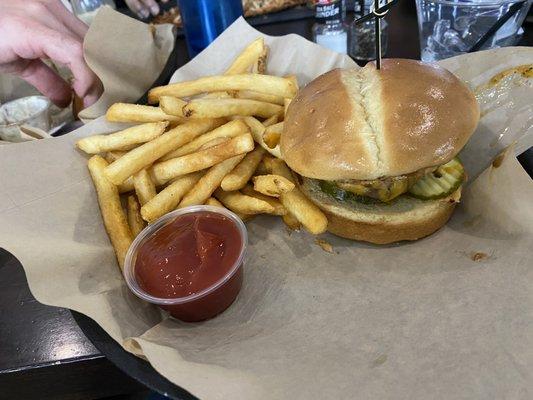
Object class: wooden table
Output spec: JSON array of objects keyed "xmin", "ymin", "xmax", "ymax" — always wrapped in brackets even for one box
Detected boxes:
[{"xmin": 1, "ymin": 3, "xmax": 531, "ymax": 399}]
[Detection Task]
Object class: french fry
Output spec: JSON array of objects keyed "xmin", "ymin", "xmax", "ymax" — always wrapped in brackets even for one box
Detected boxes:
[
  {"xmin": 77, "ymin": 122, "xmax": 168, "ymax": 154},
  {"xmin": 205, "ymin": 197, "xmax": 253, "ymax": 221},
  {"xmin": 226, "ymin": 38, "xmax": 265, "ymax": 74},
  {"xmin": 252, "ymin": 45, "xmax": 269, "ymax": 74},
  {"xmin": 118, "ymin": 176, "xmax": 134, "ymax": 194},
  {"xmin": 141, "ymin": 171, "xmax": 204, "ymax": 222},
  {"xmin": 178, "ymin": 155, "xmax": 245, "ymax": 208},
  {"xmin": 104, "ymin": 119, "xmax": 224, "ymax": 185},
  {"xmin": 235, "ymin": 90, "xmax": 284, "ymax": 106},
  {"xmin": 266, "ymin": 158, "xmax": 328, "ymax": 234},
  {"xmin": 241, "ymin": 184, "xmax": 286, "ymax": 216},
  {"xmin": 133, "ymin": 169, "xmax": 156, "ymax": 205},
  {"xmin": 282, "ymin": 212, "xmax": 301, "ymax": 231},
  {"xmin": 205, "ymin": 197, "xmax": 225, "ymax": 208},
  {"xmin": 87, "ymin": 156, "xmax": 133, "ymax": 270},
  {"xmin": 214, "ymin": 188, "xmax": 274, "ymax": 215},
  {"xmin": 201, "ymin": 92, "xmax": 233, "ymax": 99},
  {"xmin": 126, "ymin": 195, "xmax": 146, "ymax": 237},
  {"xmin": 241, "ymin": 116, "xmax": 282, "ymax": 158},
  {"xmin": 221, "ymin": 146, "xmax": 265, "ymax": 191},
  {"xmin": 161, "ymin": 119, "xmax": 249, "ymax": 161},
  {"xmin": 253, "ymin": 174, "xmax": 295, "ymax": 197},
  {"xmin": 284, "ymin": 74, "xmax": 299, "ymax": 91},
  {"xmin": 151, "ymin": 133, "xmax": 254, "ymax": 183},
  {"xmin": 105, "ymin": 151, "xmax": 126, "ymax": 163},
  {"xmin": 254, "ymin": 159, "xmax": 269, "ymax": 176},
  {"xmin": 198, "ymin": 137, "xmax": 229, "ymax": 150},
  {"xmin": 183, "ymin": 98, "xmax": 283, "ymax": 119},
  {"xmin": 148, "ymin": 74, "xmax": 298, "ymax": 104},
  {"xmin": 284, "ymin": 98, "xmax": 292, "ymax": 117},
  {"xmin": 262, "ymin": 114, "xmax": 278, "ymax": 127},
  {"xmin": 159, "ymin": 96, "xmax": 187, "ymax": 117},
  {"xmin": 263, "ymin": 122, "xmax": 283, "ymax": 148},
  {"xmin": 106, "ymin": 103, "xmax": 183, "ymax": 123}
]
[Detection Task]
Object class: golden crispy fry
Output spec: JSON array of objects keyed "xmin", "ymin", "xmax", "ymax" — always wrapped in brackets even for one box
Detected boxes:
[
  {"xmin": 214, "ymin": 188, "xmax": 274, "ymax": 215},
  {"xmin": 105, "ymin": 151, "xmax": 126, "ymax": 163},
  {"xmin": 183, "ymin": 98, "xmax": 282, "ymax": 119},
  {"xmin": 253, "ymin": 174, "xmax": 295, "ymax": 197},
  {"xmin": 148, "ymin": 74, "xmax": 297, "ymax": 104},
  {"xmin": 266, "ymin": 158, "xmax": 328, "ymax": 234},
  {"xmin": 235, "ymin": 90, "xmax": 284, "ymax": 106},
  {"xmin": 205, "ymin": 197, "xmax": 225, "ymax": 207},
  {"xmin": 284, "ymin": 74, "xmax": 299, "ymax": 91},
  {"xmin": 252, "ymin": 44, "xmax": 269, "ymax": 74},
  {"xmin": 284, "ymin": 98, "xmax": 292, "ymax": 117},
  {"xmin": 221, "ymin": 146, "xmax": 265, "ymax": 191},
  {"xmin": 151, "ymin": 133, "xmax": 254, "ymax": 183},
  {"xmin": 198, "ymin": 137, "xmax": 229, "ymax": 150},
  {"xmin": 201, "ymin": 92, "xmax": 233, "ymax": 99},
  {"xmin": 159, "ymin": 96, "xmax": 187, "ymax": 117},
  {"xmin": 106, "ymin": 103, "xmax": 183, "ymax": 123},
  {"xmin": 205, "ymin": 197, "xmax": 253, "ymax": 221},
  {"xmin": 263, "ymin": 122, "xmax": 283, "ymax": 149},
  {"xmin": 226, "ymin": 38, "xmax": 265, "ymax": 75},
  {"xmin": 126, "ymin": 195, "xmax": 146, "ymax": 237},
  {"xmin": 161, "ymin": 119, "xmax": 249, "ymax": 161},
  {"xmin": 104, "ymin": 119, "xmax": 224, "ymax": 185},
  {"xmin": 254, "ymin": 159, "xmax": 269, "ymax": 176},
  {"xmin": 133, "ymin": 169, "xmax": 156, "ymax": 206},
  {"xmin": 77, "ymin": 122, "xmax": 168, "ymax": 155},
  {"xmin": 178, "ymin": 155, "xmax": 245, "ymax": 208},
  {"xmin": 141, "ymin": 171, "xmax": 204, "ymax": 223},
  {"xmin": 118, "ymin": 176, "xmax": 134, "ymax": 194},
  {"xmin": 87, "ymin": 156, "xmax": 133, "ymax": 270},
  {"xmin": 282, "ymin": 212, "xmax": 301, "ymax": 231},
  {"xmin": 241, "ymin": 116, "xmax": 282, "ymax": 158},
  {"xmin": 241, "ymin": 184, "xmax": 286, "ymax": 215},
  {"xmin": 262, "ymin": 114, "xmax": 278, "ymax": 127}
]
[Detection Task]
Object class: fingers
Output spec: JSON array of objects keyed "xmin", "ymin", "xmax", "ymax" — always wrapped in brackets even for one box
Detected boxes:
[
  {"xmin": 11, "ymin": 19, "xmax": 102, "ymax": 107},
  {"xmin": 16, "ymin": 59, "xmax": 72, "ymax": 107},
  {"xmin": 126, "ymin": 0, "xmax": 160, "ymax": 18},
  {"xmin": 41, "ymin": 0, "xmax": 89, "ymax": 39},
  {"xmin": 142, "ymin": 0, "xmax": 160, "ymax": 16},
  {"xmin": 126, "ymin": 0, "xmax": 149, "ymax": 18}
]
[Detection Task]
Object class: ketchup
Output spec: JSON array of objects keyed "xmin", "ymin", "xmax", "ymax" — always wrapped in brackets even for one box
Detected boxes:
[{"xmin": 134, "ymin": 211, "xmax": 244, "ymax": 321}]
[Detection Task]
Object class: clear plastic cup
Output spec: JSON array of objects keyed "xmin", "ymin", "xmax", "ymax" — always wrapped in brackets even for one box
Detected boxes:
[
  {"xmin": 124, "ymin": 205, "xmax": 247, "ymax": 322},
  {"xmin": 415, "ymin": 0, "xmax": 531, "ymax": 62}
]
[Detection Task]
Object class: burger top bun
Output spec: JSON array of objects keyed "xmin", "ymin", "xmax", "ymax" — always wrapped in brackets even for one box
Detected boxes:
[{"xmin": 280, "ymin": 59, "xmax": 480, "ymax": 181}]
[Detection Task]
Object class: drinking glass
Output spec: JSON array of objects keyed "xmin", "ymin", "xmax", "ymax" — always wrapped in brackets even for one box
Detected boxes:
[
  {"xmin": 415, "ymin": 0, "xmax": 531, "ymax": 62},
  {"xmin": 178, "ymin": 0, "xmax": 244, "ymax": 57}
]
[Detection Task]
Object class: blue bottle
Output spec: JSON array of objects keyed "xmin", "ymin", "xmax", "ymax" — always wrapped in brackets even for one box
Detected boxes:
[{"xmin": 178, "ymin": 0, "xmax": 244, "ymax": 57}]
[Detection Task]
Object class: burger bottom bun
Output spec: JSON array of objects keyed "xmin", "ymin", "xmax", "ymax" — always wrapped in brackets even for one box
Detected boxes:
[{"xmin": 299, "ymin": 178, "xmax": 462, "ymax": 245}]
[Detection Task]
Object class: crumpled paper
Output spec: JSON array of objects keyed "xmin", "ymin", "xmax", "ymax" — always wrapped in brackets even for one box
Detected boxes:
[
  {"xmin": 79, "ymin": 6, "xmax": 175, "ymax": 121},
  {"xmin": 0, "ymin": 18, "xmax": 532, "ymax": 400}
]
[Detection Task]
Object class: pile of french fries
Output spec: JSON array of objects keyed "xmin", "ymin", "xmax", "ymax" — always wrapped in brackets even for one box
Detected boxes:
[{"xmin": 78, "ymin": 38, "xmax": 328, "ymax": 269}]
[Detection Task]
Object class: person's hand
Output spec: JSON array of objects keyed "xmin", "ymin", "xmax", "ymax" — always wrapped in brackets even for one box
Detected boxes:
[
  {"xmin": 125, "ymin": 0, "xmax": 168, "ymax": 19},
  {"xmin": 0, "ymin": 0, "xmax": 102, "ymax": 108}
]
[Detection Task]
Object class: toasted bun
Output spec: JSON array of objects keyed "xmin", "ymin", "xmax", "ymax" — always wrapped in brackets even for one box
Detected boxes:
[
  {"xmin": 281, "ymin": 59, "xmax": 479, "ymax": 180},
  {"xmin": 299, "ymin": 177, "xmax": 461, "ymax": 244}
]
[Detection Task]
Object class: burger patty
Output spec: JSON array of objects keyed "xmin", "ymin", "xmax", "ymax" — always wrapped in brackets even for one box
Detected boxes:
[{"xmin": 333, "ymin": 166, "xmax": 438, "ymax": 202}]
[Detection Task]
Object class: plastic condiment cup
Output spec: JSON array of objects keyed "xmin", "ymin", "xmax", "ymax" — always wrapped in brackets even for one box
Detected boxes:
[
  {"xmin": 124, "ymin": 205, "xmax": 248, "ymax": 322},
  {"xmin": 0, "ymin": 96, "xmax": 51, "ymax": 142}
]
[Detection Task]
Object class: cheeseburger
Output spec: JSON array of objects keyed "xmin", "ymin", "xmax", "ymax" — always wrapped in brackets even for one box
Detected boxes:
[{"xmin": 281, "ymin": 59, "xmax": 480, "ymax": 244}]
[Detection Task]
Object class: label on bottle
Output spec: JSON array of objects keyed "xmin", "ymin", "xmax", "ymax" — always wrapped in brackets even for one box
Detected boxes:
[{"xmin": 314, "ymin": 0, "xmax": 343, "ymax": 25}]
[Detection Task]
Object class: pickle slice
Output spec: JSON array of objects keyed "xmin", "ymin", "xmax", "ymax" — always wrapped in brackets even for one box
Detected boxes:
[{"xmin": 408, "ymin": 158, "xmax": 465, "ymax": 200}]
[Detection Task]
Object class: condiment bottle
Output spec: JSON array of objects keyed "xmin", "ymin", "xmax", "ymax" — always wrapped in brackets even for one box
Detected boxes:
[
  {"xmin": 312, "ymin": 0, "xmax": 348, "ymax": 54},
  {"xmin": 349, "ymin": 0, "xmax": 388, "ymax": 61}
]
